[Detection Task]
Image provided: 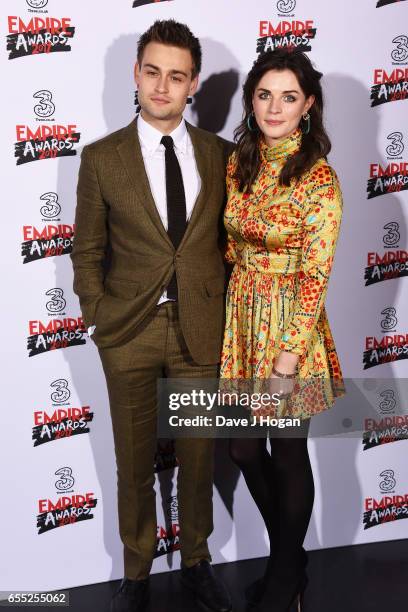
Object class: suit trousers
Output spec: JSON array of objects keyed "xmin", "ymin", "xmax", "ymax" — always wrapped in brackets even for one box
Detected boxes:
[{"xmin": 98, "ymin": 302, "xmax": 217, "ymax": 579}]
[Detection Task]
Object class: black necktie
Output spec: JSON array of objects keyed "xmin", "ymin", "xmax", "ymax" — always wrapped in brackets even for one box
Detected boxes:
[{"xmin": 161, "ymin": 135, "xmax": 187, "ymax": 300}]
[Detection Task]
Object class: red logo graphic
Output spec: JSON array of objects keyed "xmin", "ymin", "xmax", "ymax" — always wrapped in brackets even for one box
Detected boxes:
[
  {"xmin": 22, "ymin": 224, "xmax": 75, "ymax": 263},
  {"xmin": 15, "ymin": 124, "xmax": 80, "ymax": 165},
  {"xmin": 7, "ymin": 16, "xmax": 75, "ymax": 59},
  {"xmin": 33, "ymin": 406, "xmax": 93, "ymax": 446},
  {"xmin": 371, "ymin": 68, "xmax": 408, "ymax": 106},
  {"xmin": 37, "ymin": 493, "xmax": 97, "ymax": 533},
  {"xmin": 27, "ymin": 317, "xmax": 87, "ymax": 356},
  {"xmin": 257, "ymin": 20, "xmax": 316, "ymax": 54}
]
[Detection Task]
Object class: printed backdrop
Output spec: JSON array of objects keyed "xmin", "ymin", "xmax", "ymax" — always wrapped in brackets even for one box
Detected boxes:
[{"xmin": 1, "ymin": 0, "xmax": 408, "ymax": 594}]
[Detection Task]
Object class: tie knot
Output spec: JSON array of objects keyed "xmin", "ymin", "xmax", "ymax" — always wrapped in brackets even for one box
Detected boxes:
[{"xmin": 161, "ymin": 135, "xmax": 174, "ymax": 150}]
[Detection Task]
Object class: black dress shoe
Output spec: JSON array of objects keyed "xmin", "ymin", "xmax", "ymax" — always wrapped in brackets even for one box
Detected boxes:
[
  {"xmin": 110, "ymin": 577, "xmax": 149, "ymax": 612},
  {"xmin": 181, "ymin": 560, "xmax": 232, "ymax": 612}
]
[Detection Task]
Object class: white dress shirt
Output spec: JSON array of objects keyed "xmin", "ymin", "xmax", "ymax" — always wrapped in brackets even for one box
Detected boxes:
[
  {"xmin": 88, "ymin": 114, "xmax": 201, "ymax": 336},
  {"xmin": 137, "ymin": 113, "xmax": 201, "ymax": 304}
]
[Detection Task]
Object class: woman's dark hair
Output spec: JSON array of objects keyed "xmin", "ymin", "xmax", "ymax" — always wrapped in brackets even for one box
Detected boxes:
[
  {"xmin": 233, "ymin": 49, "xmax": 331, "ymax": 191},
  {"xmin": 137, "ymin": 19, "xmax": 202, "ymax": 78}
]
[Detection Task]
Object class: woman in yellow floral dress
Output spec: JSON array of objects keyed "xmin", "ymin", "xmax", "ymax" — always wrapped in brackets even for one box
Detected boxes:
[{"xmin": 220, "ymin": 50, "xmax": 343, "ymax": 612}]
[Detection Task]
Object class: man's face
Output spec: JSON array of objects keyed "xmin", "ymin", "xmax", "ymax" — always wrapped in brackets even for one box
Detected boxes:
[{"xmin": 134, "ymin": 41, "xmax": 198, "ymax": 125}]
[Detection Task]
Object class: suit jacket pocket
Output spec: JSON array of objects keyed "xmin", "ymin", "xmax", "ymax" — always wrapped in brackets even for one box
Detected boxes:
[
  {"xmin": 104, "ymin": 278, "xmax": 140, "ymax": 299},
  {"xmin": 204, "ymin": 276, "xmax": 226, "ymax": 297}
]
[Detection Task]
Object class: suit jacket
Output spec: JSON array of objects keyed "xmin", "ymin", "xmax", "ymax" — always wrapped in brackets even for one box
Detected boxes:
[{"xmin": 71, "ymin": 117, "xmax": 233, "ymax": 365}]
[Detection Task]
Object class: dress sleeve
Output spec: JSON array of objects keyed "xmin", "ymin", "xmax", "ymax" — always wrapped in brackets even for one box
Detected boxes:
[{"xmin": 279, "ymin": 164, "xmax": 343, "ymax": 356}]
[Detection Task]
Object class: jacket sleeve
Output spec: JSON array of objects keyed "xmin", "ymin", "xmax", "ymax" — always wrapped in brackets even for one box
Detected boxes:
[
  {"xmin": 279, "ymin": 165, "xmax": 343, "ymax": 356},
  {"xmin": 70, "ymin": 145, "xmax": 108, "ymax": 328}
]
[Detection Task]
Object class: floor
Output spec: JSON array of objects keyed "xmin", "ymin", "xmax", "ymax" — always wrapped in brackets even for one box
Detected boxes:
[{"xmin": 8, "ymin": 538, "xmax": 408, "ymax": 611}]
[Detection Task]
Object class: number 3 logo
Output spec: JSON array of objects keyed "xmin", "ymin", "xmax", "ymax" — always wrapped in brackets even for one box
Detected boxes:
[
  {"xmin": 380, "ymin": 307, "xmax": 398, "ymax": 331},
  {"xmin": 26, "ymin": 0, "xmax": 49, "ymax": 8},
  {"xmin": 40, "ymin": 192, "xmax": 61, "ymax": 219},
  {"xmin": 391, "ymin": 35, "xmax": 408, "ymax": 63},
  {"xmin": 50, "ymin": 379, "xmax": 71, "ymax": 404},
  {"xmin": 379, "ymin": 389, "xmax": 396, "ymax": 413},
  {"xmin": 386, "ymin": 132, "xmax": 404, "ymax": 157},
  {"xmin": 55, "ymin": 467, "xmax": 75, "ymax": 491},
  {"xmin": 46, "ymin": 288, "xmax": 66, "ymax": 313},
  {"xmin": 33, "ymin": 90, "xmax": 55, "ymax": 118},
  {"xmin": 383, "ymin": 221, "xmax": 400, "ymax": 247},
  {"xmin": 277, "ymin": 0, "xmax": 296, "ymax": 13},
  {"xmin": 379, "ymin": 469, "xmax": 396, "ymax": 493}
]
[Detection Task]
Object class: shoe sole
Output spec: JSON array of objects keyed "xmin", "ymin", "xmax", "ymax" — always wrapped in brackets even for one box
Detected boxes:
[{"xmin": 180, "ymin": 577, "xmax": 232, "ymax": 612}]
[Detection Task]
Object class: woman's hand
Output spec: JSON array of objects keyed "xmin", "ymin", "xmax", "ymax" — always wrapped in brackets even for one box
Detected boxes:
[
  {"xmin": 274, "ymin": 350, "xmax": 299, "ymax": 375},
  {"xmin": 268, "ymin": 373, "xmax": 295, "ymax": 399},
  {"xmin": 268, "ymin": 351, "xmax": 299, "ymax": 399}
]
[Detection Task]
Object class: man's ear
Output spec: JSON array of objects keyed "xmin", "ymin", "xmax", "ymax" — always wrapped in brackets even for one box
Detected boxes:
[
  {"xmin": 189, "ymin": 74, "xmax": 199, "ymax": 96},
  {"xmin": 134, "ymin": 62, "xmax": 140, "ymax": 86}
]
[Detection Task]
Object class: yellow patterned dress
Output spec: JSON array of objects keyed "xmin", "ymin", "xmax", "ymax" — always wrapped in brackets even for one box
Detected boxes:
[{"xmin": 220, "ymin": 129, "xmax": 344, "ymax": 419}]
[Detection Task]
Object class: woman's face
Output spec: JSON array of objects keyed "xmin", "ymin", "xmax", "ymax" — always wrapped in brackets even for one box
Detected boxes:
[{"xmin": 252, "ymin": 68, "xmax": 314, "ymax": 146}]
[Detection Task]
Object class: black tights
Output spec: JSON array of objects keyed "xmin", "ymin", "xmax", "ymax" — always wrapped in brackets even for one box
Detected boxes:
[{"xmin": 229, "ymin": 419, "xmax": 314, "ymax": 571}]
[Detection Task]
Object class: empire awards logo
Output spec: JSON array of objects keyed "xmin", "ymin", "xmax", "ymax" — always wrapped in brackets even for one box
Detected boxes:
[
  {"xmin": 370, "ymin": 38, "xmax": 408, "ymax": 106},
  {"xmin": 7, "ymin": 2, "xmax": 75, "ymax": 60},
  {"xmin": 15, "ymin": 91, "xmax": 80, "ymax": 165},
  {"xmin": 32, "ymin": 379, "xmax": 94, "ymax": 446},
  {"xmin": 362, "ymin": 389, "xmax": 408, "ymax": 450},
  {"xmin": 37, "ymin": 467, "xmax": 97, "ymax": 534},
  {"xmin": 257, "ymin": 15, "xmax": 316, "ymax": 55},
  {"xmin": 132, "ymin": 0, "xmax": 174, "ymax": 6},
  {"xmin": 364, "ymin": 220, "xmax": 407, "ymax": 285},
  {"xmin": 155, "ymin": 496, "xmax": 180, "ymax": 558},
  {"xmin": 367, "ymin": 132, "xmax": 408, "ymax": 198},
  {"xmin": 21, "ymin": 193, "xmax": 74, "ymax": 263},
  {"xmin": 363, "ymin": 470, "xmax": 408, "ymax": 529},
  {"xmin": 363, "ymin": 308, "xmax": 408, "ymax": 369},
  {"xmin": 27, "ymin": 289, "xmax": 87, "ymax": 357}
]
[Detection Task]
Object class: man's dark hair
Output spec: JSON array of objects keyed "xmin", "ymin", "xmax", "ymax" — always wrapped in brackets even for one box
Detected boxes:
[{"xmin": 137, "ymin": 19, "xmax": 202, "ymax": 78}]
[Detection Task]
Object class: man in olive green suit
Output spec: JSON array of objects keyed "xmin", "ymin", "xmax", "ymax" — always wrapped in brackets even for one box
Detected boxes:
[{"xmin": 71, "ymin": 20, "xmax": 233, "ymax": 612}]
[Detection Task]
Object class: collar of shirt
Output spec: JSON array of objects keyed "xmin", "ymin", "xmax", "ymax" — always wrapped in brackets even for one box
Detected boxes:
[{"xmin": 137, "ymin": 113, "xmax": 189, "ymax": 157}]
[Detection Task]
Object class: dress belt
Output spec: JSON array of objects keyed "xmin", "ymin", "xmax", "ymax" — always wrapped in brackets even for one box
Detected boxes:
[{"xmin": 235, "ymin": 247, "xmax": 301, "ymax": 275}]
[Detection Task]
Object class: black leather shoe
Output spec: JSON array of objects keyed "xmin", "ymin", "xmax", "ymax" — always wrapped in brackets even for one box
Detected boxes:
[
  {"xmin": 110, "ymin": 577, "xmax": 149, "ymax": 612},
  {"xmin": 181, "ymin": 560, "xmax": 232, "ymax": 612}
]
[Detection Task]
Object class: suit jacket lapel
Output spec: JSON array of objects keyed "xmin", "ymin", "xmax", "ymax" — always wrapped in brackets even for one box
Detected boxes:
[
  {"xmin": 177, "ymin": 121, "xmax": 212, "ymax": 250},
  {"xmin": 116, "ymin": 117, "xmax": 212, "ymax": 252},
  {"xmin": 116, "ymin": 117, "xmax": 173, "ymax": 248}
]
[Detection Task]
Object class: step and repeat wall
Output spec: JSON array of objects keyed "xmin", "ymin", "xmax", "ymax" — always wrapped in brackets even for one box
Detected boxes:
[{"xmin": 1, "ymin": 0, "xmax": 408, "ymax": 594}]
